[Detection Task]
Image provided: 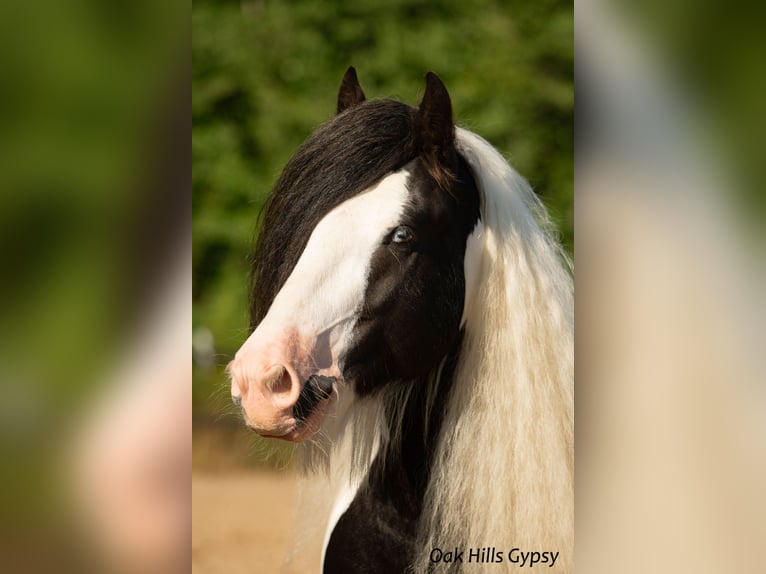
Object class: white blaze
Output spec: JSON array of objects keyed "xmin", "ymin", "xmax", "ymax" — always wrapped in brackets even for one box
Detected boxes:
[{"xmin": 236, "ymin": 170, "xmax": 412, "ymax": 379}]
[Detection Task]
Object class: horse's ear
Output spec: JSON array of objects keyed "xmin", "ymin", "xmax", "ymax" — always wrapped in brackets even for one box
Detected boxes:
[
  {"xmin": 337, "ymin": 66, "xmax": 366, "ymax": 114},
  {"xmin": 418, "ymin": 72, "xmax": 455, "ymax": 165}
]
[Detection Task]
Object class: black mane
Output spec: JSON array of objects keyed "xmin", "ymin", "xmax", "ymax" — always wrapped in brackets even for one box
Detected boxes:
[{"xmin": 250, "ymin": 99, "xmax": 420, "ymax": 327}]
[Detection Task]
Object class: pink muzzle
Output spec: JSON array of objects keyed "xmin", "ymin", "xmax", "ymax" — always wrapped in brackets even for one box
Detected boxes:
[{"xmin": 228, "ymin": 328, "xmax": 338, "ymax": 441}]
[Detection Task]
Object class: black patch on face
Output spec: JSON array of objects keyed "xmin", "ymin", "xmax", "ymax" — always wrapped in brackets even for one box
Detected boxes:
[
  {"xmin": 250, "ymin": 100, "xmax": 420, "ymax": 328},
  {"xmin": 341, "ymin": 154, "xmax": 481, "ymax": 395}
]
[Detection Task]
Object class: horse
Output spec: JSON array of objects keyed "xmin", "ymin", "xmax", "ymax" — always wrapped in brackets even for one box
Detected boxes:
[{"xmin": 228, "ymin": 68, "xmax": 573, "ymax": 573}]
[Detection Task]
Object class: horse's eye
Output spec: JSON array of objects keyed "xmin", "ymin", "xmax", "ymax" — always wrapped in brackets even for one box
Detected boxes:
[{"xmin": 391, "ymin": 226, "xmax": 413, "ymax": 244}]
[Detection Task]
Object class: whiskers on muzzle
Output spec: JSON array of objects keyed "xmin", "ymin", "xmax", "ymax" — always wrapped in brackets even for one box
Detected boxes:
[{"xmin": 294, "ymin": 375, "xmax": 336, "ymax": 423}]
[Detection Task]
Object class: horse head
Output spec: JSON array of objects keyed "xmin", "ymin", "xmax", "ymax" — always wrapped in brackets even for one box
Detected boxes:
[{"xmin": 228, "ymin": 69, "xmax": 481, "ymax": 441}]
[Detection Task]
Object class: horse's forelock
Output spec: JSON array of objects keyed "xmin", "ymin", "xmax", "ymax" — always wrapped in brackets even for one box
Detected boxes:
[{"xmin": 249, "ymin": 99, "xmax": 419, "ymax": 328}]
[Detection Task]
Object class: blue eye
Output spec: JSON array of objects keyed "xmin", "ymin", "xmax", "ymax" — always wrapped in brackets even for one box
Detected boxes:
[{"xmin": 392, "ymin": 226, "xmax": 413, "ymax": 244}]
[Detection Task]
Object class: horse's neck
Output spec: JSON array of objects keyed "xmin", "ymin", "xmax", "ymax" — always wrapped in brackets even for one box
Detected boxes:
[
  {"xmin": 322, "ymin": 338, "xmax": 463, "ymax": 573},
  {"xmin": 367, "ymin": 333, "xmax": 463, "ymax": 515}
]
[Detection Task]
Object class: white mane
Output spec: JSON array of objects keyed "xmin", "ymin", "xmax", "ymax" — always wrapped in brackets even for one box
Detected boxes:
[
  {"xmin": 288, "ymin": 128, "xmax": 574, "ymax": 573},
  {"xmin": 411, "ymin": 128, "xmax": 574, "ymax": 572}
]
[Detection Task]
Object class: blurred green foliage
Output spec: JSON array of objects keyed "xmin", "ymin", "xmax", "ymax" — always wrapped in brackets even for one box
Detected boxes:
[
  {"xmin": 0, "ymin": 0, "xmax": 184, "ymax": 406},
  {"xmin": 0, "ymin": 0, "xmax": 186, "ymax": 561},
  {"xmin": 193, "ymin": 0, "xmax": 573, "ymax": 420}
]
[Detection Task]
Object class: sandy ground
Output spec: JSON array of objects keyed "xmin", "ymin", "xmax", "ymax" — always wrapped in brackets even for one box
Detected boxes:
[{"xmin": 192, "ymin": 470, "xmax": 298, "ymax": 574}]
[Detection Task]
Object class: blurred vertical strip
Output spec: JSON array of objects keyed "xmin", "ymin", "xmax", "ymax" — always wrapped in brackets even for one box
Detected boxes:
[
  {"xmin": 578, "ymin": 2, "xmax": 766, "ymax": 574},
  {"xmin": 0, "ymin": 0, "xmax": 189, "ymax": 572}
]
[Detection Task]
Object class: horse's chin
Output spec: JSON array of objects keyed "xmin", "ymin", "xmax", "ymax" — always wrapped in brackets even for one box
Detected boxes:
[{"xmin": 248, "ymin": 396, "xmax": 332, "ymax": 442}]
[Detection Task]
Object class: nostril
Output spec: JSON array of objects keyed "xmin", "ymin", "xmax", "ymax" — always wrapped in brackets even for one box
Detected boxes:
[
  {"xmin": 232, "ymin": 395, "xmax": 242, "ymax": 408},
  {"xmin": 263, "ymin": 365, "xmax": 292, "ymax": 396}
]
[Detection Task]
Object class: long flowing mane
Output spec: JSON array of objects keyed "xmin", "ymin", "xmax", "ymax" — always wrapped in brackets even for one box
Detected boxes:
[
  {"xmin": 285, "ymin": 126, "xmax": 573, "ymax": 573},
  {"xmin": 413, "ymin": 128, "xmax": 573, "ymax": 572}
]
